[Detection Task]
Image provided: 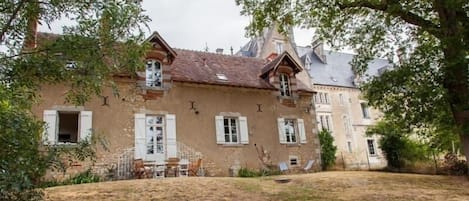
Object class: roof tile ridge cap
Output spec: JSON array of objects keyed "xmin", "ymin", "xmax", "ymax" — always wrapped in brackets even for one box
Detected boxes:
[{"xmin": 173, "ymin": 48, "xmax": 265, "ymax": 60}]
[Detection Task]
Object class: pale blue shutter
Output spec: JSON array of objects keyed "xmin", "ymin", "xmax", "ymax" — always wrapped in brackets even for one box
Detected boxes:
[
  {"xmin": 239, "ymin": 116, "xmax": 249, "ymax": 144},
  {"xmin": 79, "ymin": 111, "xmax": 93, "ymax": 142},
  {"xmin": 166, "ymin": 114, "xmax": 177, "ymax": 158},
  {"xmin": 134, "ymin": 113, "xmax": 146, "ymax": 160},
  {"xmin": 215, "ymin": 116, "xmax": 225, "ymax": 144},
  {"xmin": 297, "ymin": 118, "xmax": 307, "ymax": 143},
  {"xmin": 43, "ymin": 110, "xmax": 57, "ymax": 145}
]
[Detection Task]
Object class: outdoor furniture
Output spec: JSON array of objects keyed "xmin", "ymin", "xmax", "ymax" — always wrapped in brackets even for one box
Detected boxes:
[
  {"xmin": 303, "ymin": 160, "xmax": 315, "ymax": 172},
  {"xmin": 133, "ymin": 159, "xmax": 151, "ymax": 179},
  {"xmin": 279, "ymin": 162, "xmax": 289, "ymax": 173},
  {"xmin": 178, "ymin": 158, "xmax": 189, "ymax": 177},
  {"xmin": 189, "ymin": 158, "xmax": 202, "ymax": 176},
  {"xmin": 165, "ymin": 158, "xmax": 180, "ymax": 177},
  {"xmin": 153, "ymin": 162, "xmax": 166, "ymax": 178}
]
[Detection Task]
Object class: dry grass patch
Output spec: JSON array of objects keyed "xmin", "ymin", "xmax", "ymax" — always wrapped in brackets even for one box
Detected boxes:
[{"xmin": 45, "ymin": 171, "xmax": 469, "ymax": 201}]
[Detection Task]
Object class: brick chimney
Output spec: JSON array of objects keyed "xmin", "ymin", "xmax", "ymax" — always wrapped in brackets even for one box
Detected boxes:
[
  {"xmin": 24, "ymin": 1, "xmax": 39, "ymax": 49},
  {"xmin": 215, "ymin": 48, "xmax": 224, "ymax": 54}
]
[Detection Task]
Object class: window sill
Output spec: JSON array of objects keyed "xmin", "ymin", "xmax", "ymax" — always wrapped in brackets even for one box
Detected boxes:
[
  {"xmin": 282, "ymin": 143, "xmax": 300, "ymax": 147},
  {"xmin": 220, "ymin": 143, "xmax": 245, "ymax": 147}
]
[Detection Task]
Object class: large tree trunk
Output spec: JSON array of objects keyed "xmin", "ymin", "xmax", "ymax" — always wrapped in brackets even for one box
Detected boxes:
[{"xmin": 436, "ymin": 1, "xmax": 469, "ymax": 174}]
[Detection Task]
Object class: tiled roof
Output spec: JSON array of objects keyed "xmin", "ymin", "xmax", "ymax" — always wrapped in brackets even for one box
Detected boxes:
[{"xmin": 171, "ymin": 49, "xmax": 276, "ymax": 90}]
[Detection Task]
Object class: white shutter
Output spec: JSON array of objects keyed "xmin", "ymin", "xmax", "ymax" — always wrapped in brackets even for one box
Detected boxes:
[
  {"xmin": 79, "ymin": 111, "xmax": 93, "ymax": 142},
  {"xmin": 239, "ymin": 116, "xmax": 249, "ymax": 144},
  {"xmin": 298, "ymin": 118, "xmax": 307, "ymax": 143},
  {"xmin": 166, "ymin": 114, "xmax": 177, "ymax": 158},
  {"xmin": 134, "ymin": 113, "xmax": 146, "ymax": 160},
  {"xmin": 277, "ymin": 118, "xmax": 286, "ymax": 144},
  {"xmin": 215, "ymin": 116, "xmax": 225, "ymax": 144},
  {"xmin": 43, "ymin": 110, "xmax": 57, "ymax": 145}
]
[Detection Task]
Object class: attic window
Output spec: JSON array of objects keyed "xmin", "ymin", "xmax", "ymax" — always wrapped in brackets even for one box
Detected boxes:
[{"xmin": 216, "ymin": 73, "xmax": 228, "ymax": 81}]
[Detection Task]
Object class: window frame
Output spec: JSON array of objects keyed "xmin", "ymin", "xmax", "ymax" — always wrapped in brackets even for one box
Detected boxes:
[
  {"xmin": 279, "ymin": 73, "xmax": 291, "ymax": 97},
  {"xmin": 367, "ymin": 139, "xmax": 377, "ymax": 156},
  {"xmin": 145, "ymin": 115, "xmax": 165, "ymax": 155},
  {"xmin": 223, "ymin": 117, "xmax": 240, "ymax": 144},
  {"xmin": 318, "ymin": 114, "xmax": 333, "ymax": 132},
  {"xmin": 275, "ymin": 42, "xmax": 284, "ymax": 54},
  {"xmin": 145, "ymin": 59, "xmax": 163, "ymax": 88},
  {"xmin": 57, "ymin": 111, "xmax": 80, "ymax": 144},
  {"xmin": 360, "ymin": 102, "xmax": 371, "ymax": 119},
  {"xmin": 284, "ymin": 119, "xmax": 298, "ymax": 143}
]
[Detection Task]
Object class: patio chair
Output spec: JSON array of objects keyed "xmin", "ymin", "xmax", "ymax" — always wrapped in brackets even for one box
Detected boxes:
[
  {"xmin": 279, "ymin": 162, "xmax": 289, "ymax": 173},
  {"xmin": 179, "ymin": 158, "xmax": 189, "ymax": 177},
  {"xmin": 303, "ymin": 160, "xmax": 315, "ymax": 172},
  {"xmin": 133, "ymin": 159, "xmax": 151, "ymax": 179},
  {"xmin": 189, "ymin": 158, "xmax": 202, "ymax": 176}
]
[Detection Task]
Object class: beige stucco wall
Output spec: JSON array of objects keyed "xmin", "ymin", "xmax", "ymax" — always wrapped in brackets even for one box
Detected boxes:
[
  {"xmin": 33, "ymin": 80, "xmax": 320, "ymax": 177},
  {"xmin": 312, "ymin": 85, "xmax": 386, "ymax": 169}
]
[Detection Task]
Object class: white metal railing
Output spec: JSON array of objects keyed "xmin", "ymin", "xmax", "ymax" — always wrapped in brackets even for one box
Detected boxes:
[
  {"xmin": 117, "ymin": 148, "xmax": 135, "ymax": 180},
  {"xmin": 177, "ymin": 141, "xmax": 203, "ymax": 165}
]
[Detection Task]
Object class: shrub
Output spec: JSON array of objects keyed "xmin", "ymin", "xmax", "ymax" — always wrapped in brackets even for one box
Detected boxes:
[
  {"xmin": 65, "ymin": 169, "xmax": 101, "ymax": 185},
  {"xmin": 238, "ymin": 167, "xmax": 260, "ymax": 177},
  {"xmin": 442, "ymin": 153, "xmax": 468, "ymax": 176},
  {"xmin": 319, "ymin": 130, "xmax": 337, "ymax": 170}
]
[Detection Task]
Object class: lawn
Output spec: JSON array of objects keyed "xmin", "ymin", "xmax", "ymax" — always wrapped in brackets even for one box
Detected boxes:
[{"xmin": 45, "ymin": 171, "xmax": 469, "ymax": 201}]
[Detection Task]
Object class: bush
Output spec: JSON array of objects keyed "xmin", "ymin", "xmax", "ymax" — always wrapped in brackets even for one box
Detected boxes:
[
  {"xmin": 319, "ymin": 130, "xmax": 337, "ymax": 170},
  {"xmin": 238, "ymin": 167, "xmax": 260, "ymax": 177},
  {"xmin": 442, "ymin": 153, "xmax": 468, "ymax": 176}
]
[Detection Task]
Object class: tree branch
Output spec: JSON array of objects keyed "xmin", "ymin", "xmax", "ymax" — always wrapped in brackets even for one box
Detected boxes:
[
  {"xmin": 0, "ymin": 0, "xmax": 29, "ymax": 43},
  {"xmin": 338, "ymin": 0, "xmax": 442, "ymax": 37}
]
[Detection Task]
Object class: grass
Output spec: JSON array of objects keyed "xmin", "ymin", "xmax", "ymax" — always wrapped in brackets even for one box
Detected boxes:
[{"xmin": 44, "ymin": 171, "xmax": 469, "ymax": 201}]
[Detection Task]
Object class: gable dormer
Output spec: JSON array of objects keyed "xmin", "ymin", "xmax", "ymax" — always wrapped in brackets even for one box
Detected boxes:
[
  {"xmin": 261, "ymin": 52, "xmax": 304, "ymax": 107},
  {"xmin": 139, "ymin": 31, "xmax": 177, "ymax": 100}
]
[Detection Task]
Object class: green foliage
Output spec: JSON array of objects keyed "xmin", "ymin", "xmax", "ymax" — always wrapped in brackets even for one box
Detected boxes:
[
  {"xmin": 368, "ymin": 121, "xmax": 435, "ymax": 169},
  {"xmin": 39, "ymin": 169, "xmax": 102, "ymax": 188},
  {"xmin": 318, "ymin": 130, "xmax": 337, "ymax": 170},
  {"xmin": 1, "ymin": 0, "xmax": 148, "ymax": 199},
  {"xmin": 238, "ymin": 167, "xmax": 260, "ymax": 177},
  {"xmin": 237, "ymin": 0, "xmax": 469, "ymax": 173},
  {"xmin": 238, "ymin": 167, "xmax": 282, "ymax": 177}
]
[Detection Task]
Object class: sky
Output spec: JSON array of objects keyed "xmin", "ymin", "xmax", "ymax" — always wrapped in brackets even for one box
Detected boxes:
[{"xmin": 37, "ymin": 0, "xmax": 315, "ymax": 54}]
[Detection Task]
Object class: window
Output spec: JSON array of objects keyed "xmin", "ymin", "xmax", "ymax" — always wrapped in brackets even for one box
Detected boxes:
[
  {"xmin": 314, "ymin": 92, "xmax": 330, "ymax": 104},
  {"xmin": 304, "ymin": 56, "xmax": 311, "ymax": 70},
  {"xmin": 343, "ymin": 116, "xmax": 352, "ymax": 137},
  {"xmin": 318, "ymin": 114, "xmax": 332, "ymax": 132},
  {"xmin": 360, "ymin": 102, "xmax": 370, "ymax": 119},
  {"xmin": 339, "ymin": 94, "xmax": 344, "ymax": 105},
  {"xmin": 146, "ymin": 60, "xmax": 162, "ymax": 87},
  {"xmin": 289, "ymin": 156, "xmax": 299, "ymax": 166},
  {"xmin": 276, "ymin": 42, "xmax": 284, "ymax": 54},
  {"xmin": 134, "ymin": 113, "xmax": 177, "ymax": 161},
  {"xmin": 279, "ymin": 73, "xmax": 291, "ymax": 97},
  {"xmin": 43, "ymin": 110, "xmax": 92, "ymax": 145},
  {"xmin": 146, "ymin": 116, "xmax": 164, "ymax": 155},
  {"xmin": 223, "ymin": 117, "xmax": 239, "ymax": 143},
  {"xmin": 215, "ymin": 115, "xmax": 249, "ymax": 145},
  {"xmin": 284, "ymin": 119, "xmax": 297, "ymax": 143},
  {"xmin": 367, "ymin": 139, "xmax": 376, "ymax": 155},
  {"xmin": 57, "ymin": 112, "xmax": 79, "ymax": 143},
  {"xmin": 277, "ymin": 118, "xmax": 306, "ymax": 144},
  {"xmin": 347, "ymin": 141, "xmax": 353, "ymax": 153}
]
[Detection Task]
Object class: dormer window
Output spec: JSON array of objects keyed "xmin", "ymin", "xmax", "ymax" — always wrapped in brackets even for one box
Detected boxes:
[
  {"xmin": 279, "ymin": 73, "xmax": 291, "ymax": 97},
  {"xmin": 275, "ymin": 42, "xmax": 284, "ymax": 54},
  {"xmin": 146, "ymin": 60, "xmax": 162, "ymax": 87}
]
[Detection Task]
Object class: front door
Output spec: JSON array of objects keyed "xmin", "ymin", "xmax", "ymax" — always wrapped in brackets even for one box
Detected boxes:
[{"xmin": 146, "ymin": 116, "xmax": 165, "ymax": 162}]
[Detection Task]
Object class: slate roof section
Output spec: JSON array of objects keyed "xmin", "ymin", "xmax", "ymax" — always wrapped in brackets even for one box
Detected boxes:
[
  {"xmin": 296, "ymin": 46, "xmax": 390, "ymax": 88},
  {"xmin": 171, "ymin": 49, "xmax": 276, "ymax": 90}
]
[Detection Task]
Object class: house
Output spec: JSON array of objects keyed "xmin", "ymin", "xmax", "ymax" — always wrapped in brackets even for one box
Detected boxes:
[
  {"xmin": 32, "ymin": 31, "xmax": 321, "ymax": 177},
  {"xmin": 238, "ymin": 26, "xmax": 388, "ymax": 169}
]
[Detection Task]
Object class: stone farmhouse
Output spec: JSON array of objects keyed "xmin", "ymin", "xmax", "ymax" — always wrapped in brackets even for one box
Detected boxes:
[{"xmin": 33, "ymin": 31, "xmax": 322, "ymax": 177}]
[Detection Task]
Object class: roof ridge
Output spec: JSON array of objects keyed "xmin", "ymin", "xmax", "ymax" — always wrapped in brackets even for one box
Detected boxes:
[{"xmin": 173, "ymin": 48, "xmax": 265, "ymax": 61}]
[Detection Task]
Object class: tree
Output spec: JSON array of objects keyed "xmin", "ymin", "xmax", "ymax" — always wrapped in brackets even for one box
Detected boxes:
[
  {"xmin": 318, "ymin": 130, "xmax": 337, "ymax": 170},
  {"xmin": 236, "ymin": 0, "xmax": 469, "ymax": 171},
  {"xmin": 0, "ymin": 0, "xmax": 149, "ymax": 199}
]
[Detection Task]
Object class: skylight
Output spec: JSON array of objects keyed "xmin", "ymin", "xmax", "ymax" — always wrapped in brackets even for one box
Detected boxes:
[
  {"xmin": 216, "ymin": 73, "xmax": 228, "ymax": 81},
  {"xmin": 330, "ymin": 76, "xmax": 338, "ymax": 82}
]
